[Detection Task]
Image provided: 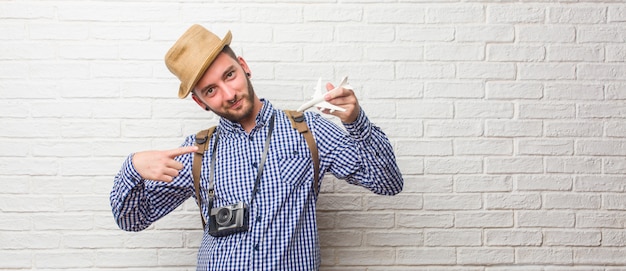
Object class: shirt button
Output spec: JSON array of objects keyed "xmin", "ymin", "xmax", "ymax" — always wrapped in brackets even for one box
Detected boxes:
[
  {"xmin": 252, "ymin": 162, "xmax": 258, "ymax": 168},
  {"xmin": 253, "ymin": 244, "xmax": 259, "ymax": 251},
  {"xmin": 256, "ymin": 215, "xmax": 262, "ymax": 222}
]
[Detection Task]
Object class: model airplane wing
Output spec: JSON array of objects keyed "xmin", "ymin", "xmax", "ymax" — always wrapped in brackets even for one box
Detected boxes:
[{"xmin": 296, "ymin": 76, "xmax": 352, "ymax": 112}]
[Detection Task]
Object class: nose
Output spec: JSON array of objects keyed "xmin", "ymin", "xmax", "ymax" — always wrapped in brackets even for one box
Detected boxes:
[{"xmin": 220, "ymin": 84, "xmax": 236, "ymax": 102}]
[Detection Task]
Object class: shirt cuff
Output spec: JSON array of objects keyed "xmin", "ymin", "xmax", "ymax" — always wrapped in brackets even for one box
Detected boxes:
[
  {"xmin": 121, "ymin": 154, "xmax": 144, "ymax": 189},
  {"xmin": 343, "ymin": 108, "xmax": 371, "ymax": 140}
]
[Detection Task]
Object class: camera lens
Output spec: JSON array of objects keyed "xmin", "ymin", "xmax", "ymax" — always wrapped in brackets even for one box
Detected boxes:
[{"xmin": 216, "ymin": 208, "xmax": 232, "ymax": 226}]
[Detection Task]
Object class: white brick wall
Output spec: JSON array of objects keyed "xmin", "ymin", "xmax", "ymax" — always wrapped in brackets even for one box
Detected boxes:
[{"xmin": 1, "ymin": 0, "xmax": 625, "ymax": 270}]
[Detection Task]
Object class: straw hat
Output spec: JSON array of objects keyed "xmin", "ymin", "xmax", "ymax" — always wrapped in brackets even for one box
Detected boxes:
[{"xmin": 165, "ymin": 25, "xmax": 232, "ymax": 98}]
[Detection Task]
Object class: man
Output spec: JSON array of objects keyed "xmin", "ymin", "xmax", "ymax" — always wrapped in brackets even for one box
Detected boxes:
[{"xmin": 110, "ymin": 24, "xmax": 403, "ymax": 270}]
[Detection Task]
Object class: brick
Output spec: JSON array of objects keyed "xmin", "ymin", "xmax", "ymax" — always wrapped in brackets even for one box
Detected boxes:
[
  {"xmin": 454, "ymin": 139, "xmax": 513, "ymax": 155},
  {"xmin": 519, "ymin": 63, "xmax": 576, "ymax": 80},
  {"xmin": 95, "ymin": 249, "xmax": 158, "ymax": 267},
  {"xmin": 337, "ymin": 26, "xmax": 395, "ymax": 43},
  {"xmin": 518, "ymin": 25, "xmax": 576, "ymax": 42},
  {"xmin": 304, "ymin": 5, "xmax": 362, "ymax": 22},
  {"xmin": 458, "ymin": 62, "xmax": 516, "ymax": 80},
  {"xmin": 515, "ymin": 175, "xmax": 572, "ymax": 191},
  {"xmin": 487, "ymin": 6, "xmax": 544, "ymax": 23},
  {"xmin": 396, "ymin": 248, "xmax": 456, "ymax": 265},
  {"xmin": 488, "ymin": 45, "xmax": 545, "ymax": 62},
  {"xmin": 544, "ymin": 230, "xmax": 601, "ymax": 246},
  {"xmin": 543, "ymin": 193, "xmax": 601, "ymax": 209},
  {"xmin": 0, "ymin": 251, "xmax": 31, "ymax": 268},
  {"xmin": 518, "ymin": 103, "xmax": 576, "ymax": 119},
  {"xmin": 457, "ymin": 247, "xmax": 515, "ymax": 265},
  {"xmin": 317, "ymin": 195, "xmax": 362, "ymax": 211},
  {"xmin": 485, "ymin": 157, "xmax": 543, "ymax": 174},
  {"xmin": 517, "ymin": 248, "xmax": 573, "ymax": 264},
  {"xmin": 320, "ymin": 230, "xmax": 362, "ymax": 247},
  {"xmin": 401, "ymin": 176, "xmax": 453, "ymax": 193},
  {"xmin": 365, "ymin": 231, "xmax": 423, "ymax": 247},
  {"xmin": 396, "ymin": 101, "xmax": 453, "ymax": 119},
  {"xmin": 396, "ymin": 140, "xmax": 452, "ymax": 156},
  {"xmin": 424, "ymin": 120, "xmax": 483, "ymax": 137},
  {"xmin": 365, "ymin": 6, "xmax": 425, "ymax": 24},
  {"xmin": 604, "ymin": 158, "xmax": 626, "ymax": 174},
  {"xmin": 576, "ymin": 140, "xmax": 626, "ymax": 156},
  {"xmin": 518, "ymin": 139, "xmax": 574, "ymax": 156},
  {"xmin": 547, "ymin": 45, "xmax": 604, "ymax": 62},
  {"xmin": 425, "ymin": 157, "xmax": 483, "ymax": 174},
  {"xmin": 578, "ymin": 26, "xmax": 626, "ymax": 43},
  {"xmin": 578, "ymin": 64, "xmax": 626, "ymax": 80},
  {"xmin": 575, "ymin": 176, "xmax": 626, "ymax": 192},
  {"xmin": 157, "ymin": 249, "xmax": 197, "ymax": 266},
  {"xmin": 425, "ymin": 43, "xmax": 485, "ymax": 61},
  {"xmin": 602, "ymin": 229, "xmax": 626, "ymax": 246},
  {"xmin": 396, "ymin": 212, "xmax": 454, "ymax": 228},
  {"xmin": 398, "ymin": 26, "xmax": 455, "ymax": 42},
  {"xmin": 576, "ymin": 212, "xmax": 626, "ymax": 228},
  {"xmin": 574, "ymin": 248, "xmax": 626, "ymax": 265},
  {"xmin": 544, "ymin": 83, "xmax": 604, "ymax": 100},
  {"xmin": 455, "ymin": 211, "xmax": 513, "ymax": 228},
  {"xmin": 485, "ymin": 193, "xmax": 541, "ymax": 210},
  {"xmin": 517, "ymin": 211, "xmax": 575, "ymax": 228},
  {"xmin": 604, "ymin": 194, "xmax": 626, "ymax": 210},
  {"xmin": 335, "ymin": 249, "xmax": 394, "ymax": 266},
  {"xmin": 457, "ymin": 25, "xmax": 514, "ymax": 42},
  {"xmin": 425, "ymin": 230, "xmax": 482, "ymax": 246},
  {"xmin": 425, "ymin": 82, "xmax": 484, "ymax": 98},
  {"xmin": 454, "ymin": 101, "xmax": 514, "ymax": 119},
  {"xmin": 545, "ymin": 121, "xmax": 604, "ymax": 137},
  {"xmin": 486, "ymin": 82, "xmax": 543, "ymax": 100},
  {"xmin": 546, "ymin": 157, "xmax": 602, "ymax": 174},
  {"xmin": 548, "ymin": 7, "xmax": 606, "ymax": 24},
  {"xmin": 485, "ymin": 229, "xmax": 542, "ymax": 246},
  {"xmin": 427, "ymin": 5, "xmax": 484, "ymax": 23},
  {"xmin": 423, "ymin": 194, "xmax": 482, "ymax": 210},
  {"xmin": 455, "ymin": 175, "xmax": 512, "ymax": 192},
  {"xmin": 365, "ymin": 194, "xmax": 422, "ymax": 211},
  {"xmin": 34, "ymin": 250, "xmax": 95, "ymax": 268},
  {"xmin": 485, "ymin": 120, "xmax": 543, "ymax": 137}
]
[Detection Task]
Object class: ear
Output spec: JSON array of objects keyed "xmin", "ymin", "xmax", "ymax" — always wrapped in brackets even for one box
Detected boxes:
[
  {"xmin": 238, "ymin": 56, "xmax": 251, "ymax": 77},
  {"xmin": 191, "ymin": 94, "xmax": 211, "ymax": 111}
]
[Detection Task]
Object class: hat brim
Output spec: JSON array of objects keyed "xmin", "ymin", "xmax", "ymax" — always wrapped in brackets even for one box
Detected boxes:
[{"xmin": 178, "ymin": 31, "xmax": 232, "ymax": 99}]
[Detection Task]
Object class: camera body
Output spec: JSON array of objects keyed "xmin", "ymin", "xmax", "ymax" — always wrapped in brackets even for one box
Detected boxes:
[{"xmin": 208, "ymin": 201, "xmax": 249, "ymax": 237}]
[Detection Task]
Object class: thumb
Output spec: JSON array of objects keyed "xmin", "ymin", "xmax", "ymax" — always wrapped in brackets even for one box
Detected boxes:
[{"xmin": 167, "ymin": 145, "xmax": 198, "ymax": 158}]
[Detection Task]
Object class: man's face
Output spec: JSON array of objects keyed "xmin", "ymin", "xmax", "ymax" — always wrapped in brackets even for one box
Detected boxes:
[{"xmin": 192, "ymin": 52, "xmax": 256, "ymax": 124}]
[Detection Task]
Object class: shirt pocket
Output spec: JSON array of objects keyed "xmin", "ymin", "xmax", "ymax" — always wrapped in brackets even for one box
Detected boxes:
[{"xmin": 279, "ymin": 157, "xmax": 312, "ymax": 187}]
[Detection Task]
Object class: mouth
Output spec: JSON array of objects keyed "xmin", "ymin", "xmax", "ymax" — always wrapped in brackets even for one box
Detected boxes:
[{"xmin": 229, "ymin": 98, "xmax": 243, "ymax": 109}]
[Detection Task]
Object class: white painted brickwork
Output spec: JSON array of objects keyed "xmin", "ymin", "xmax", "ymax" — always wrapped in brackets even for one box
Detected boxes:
[{"xmin": 1, "ymin": 0, "xmax": 626, "ymax": 270}]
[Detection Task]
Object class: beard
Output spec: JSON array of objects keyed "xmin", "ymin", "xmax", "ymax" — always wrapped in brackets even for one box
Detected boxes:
[{"xmin": 210, "ymin": 77, "xmax": 257, "ymax": 124}]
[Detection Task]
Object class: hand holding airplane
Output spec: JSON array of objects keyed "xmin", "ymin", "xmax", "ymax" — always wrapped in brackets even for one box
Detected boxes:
[{"xmin": 296, "ymin": 76, "xmax": 353, "ymax": 113}]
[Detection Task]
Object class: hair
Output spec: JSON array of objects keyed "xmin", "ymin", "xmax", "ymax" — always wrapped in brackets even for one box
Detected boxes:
[{"xmin": 222, "ymin": 45, "xmax": 238, "ymax": 60}]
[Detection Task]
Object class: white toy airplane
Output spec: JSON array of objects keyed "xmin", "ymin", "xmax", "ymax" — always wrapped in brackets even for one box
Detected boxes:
[{"xmin": 296, "ymin": 76, "xmax": 352, "ymax": 112}]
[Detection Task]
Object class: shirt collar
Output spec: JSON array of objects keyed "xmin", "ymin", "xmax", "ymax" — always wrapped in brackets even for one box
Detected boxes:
[{"xmin": 219, "ymin": 99, "xmax": 272, "ymax": 134}]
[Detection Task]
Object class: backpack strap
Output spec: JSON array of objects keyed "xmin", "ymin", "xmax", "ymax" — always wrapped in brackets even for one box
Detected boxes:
[
  {"xmin": 191, "ymin": 110, "xmax": 320, "ymax": 229},
  {"xmin": 192, "ymin": 126, "xmax": 216, "ymax": 229},
  {"xmin": 284, "ymin": 110, "xmax": 320, "ymax": 195}
]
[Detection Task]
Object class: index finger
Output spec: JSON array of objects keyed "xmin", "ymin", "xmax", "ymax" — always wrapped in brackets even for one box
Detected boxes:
[{"xmin": 166, "ymin": 145, "xmax": 198, "ymax": 158}]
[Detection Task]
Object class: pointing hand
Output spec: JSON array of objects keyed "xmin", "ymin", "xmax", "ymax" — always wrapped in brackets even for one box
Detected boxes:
[{"xmin": 132, "ymin": 146, "xmax": 198, "ymax": 182}]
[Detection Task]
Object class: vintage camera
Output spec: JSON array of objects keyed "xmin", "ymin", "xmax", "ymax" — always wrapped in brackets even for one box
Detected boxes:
[{"xmin": 208, "ymin": 201, "xmax": 249, "ymax": 237}]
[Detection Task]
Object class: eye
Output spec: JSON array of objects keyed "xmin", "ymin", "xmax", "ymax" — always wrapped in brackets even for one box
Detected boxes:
[
  {"xmin": 203, "ymin": 87, "xmax": 215, "ymax": 96},
  {"xmin": 226, "ymin": 71, "xmax": 235, "ymax": 78}
]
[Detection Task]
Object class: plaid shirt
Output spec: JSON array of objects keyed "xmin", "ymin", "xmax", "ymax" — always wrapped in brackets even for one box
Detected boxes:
[{"xmin": 110, "ymin": 99, "xmax": 403, "ymax": 271}]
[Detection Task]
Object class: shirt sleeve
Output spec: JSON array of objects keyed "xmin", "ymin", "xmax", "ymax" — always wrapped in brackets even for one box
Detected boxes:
[
  {"xmin": 311, "ymin": 109, "xmax": 403, "ymax": 195},
  {"xmin": 109, "ymin": 136, "xmax": 197, "ymax": 231}
]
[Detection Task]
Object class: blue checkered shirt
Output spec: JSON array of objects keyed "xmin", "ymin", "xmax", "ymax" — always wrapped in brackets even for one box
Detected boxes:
[{"xmin": 110, "ymin": 99, "xmax": 403, "ymax": 271}]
